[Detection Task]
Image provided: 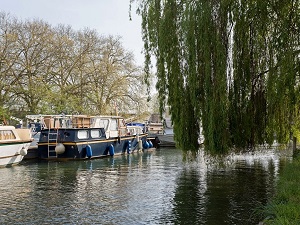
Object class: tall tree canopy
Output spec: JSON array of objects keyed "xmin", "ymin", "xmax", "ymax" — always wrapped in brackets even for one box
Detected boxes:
[
  {"xmin": 0, "ymin": 12, "xmax": 150, "ymax": 121},
  {"xmin": 132, "ymin": 0, "xmax": 300, "ymax": 153}
]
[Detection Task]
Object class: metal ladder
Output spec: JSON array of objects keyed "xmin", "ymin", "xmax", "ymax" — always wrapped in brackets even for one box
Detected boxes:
[{"xmin": 48, "ymin": 128, "xmax": 59, "ymax": 158}]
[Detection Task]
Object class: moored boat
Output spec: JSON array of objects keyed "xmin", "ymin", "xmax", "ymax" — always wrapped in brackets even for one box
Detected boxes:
[
  {"xmin": 36, "ymin": 115, "xmax": 153, "ymax": 160},
  {"xmin": 25, "ymin": 132, "xmax": 40, "ymax": 159},
  {"xmin": 156, "ymin": 117, "xmax": 175, "ymax": 147},
  {"xmin": 0, "ymin": 126, "xmax": 33, "ymax": 167},
  {"xmin": 127, "ymin": 121, "xmax": 161, "ymax": 149},
  {"xmin": 20, "ymin": 115, "xmax": 46, "ymax": 159},
  {"xmin": 126, "ymin": 122, "xmax": 146, "ymax": 135},
  {"xmin": 147, "ymin": 113, "xmax": 164, "ymax": 135}
]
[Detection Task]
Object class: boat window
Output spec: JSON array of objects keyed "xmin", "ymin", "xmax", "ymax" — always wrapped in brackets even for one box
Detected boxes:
[
  {"xmin": 77, "ymin": 130, "xmax": 88, "ymax": 139},
  {"xmin": 110, "ymin": 119, "xmax": 118, "ymax": 131},
  {"xmin": 91, "ymin": 129, "xmax": 100, "ymax": 138},
  {"xmin": 127, "ymin": 128, "xmax": 136, "ymax": 135},
  {"xmin": 136, "ymin": 127, "xmax": 143, "ymax": 134},
  {"xmin": 99, "ymin": 119, "xmax": 109, "ymax": 131},
  {"xmin": 0, "ymin": 130, "xmax": 16, "ymax": 140}
]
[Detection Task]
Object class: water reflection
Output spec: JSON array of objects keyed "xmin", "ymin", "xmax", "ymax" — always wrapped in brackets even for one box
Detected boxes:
[
  {"xmin": 0, "ymin": 147, "xmax": 293, "ymax": 224},
  {"xmin": 169, "ymin": 148, "xmax": 291, "ymax": 225}
]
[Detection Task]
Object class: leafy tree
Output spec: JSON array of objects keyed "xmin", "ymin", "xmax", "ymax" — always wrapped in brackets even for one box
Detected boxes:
[
  {"xmin": 0, "ymin": 12, "xmax": 149, "ymax": 120},
  {"xmin": 132, "ymin": 0, "xmax": 300, "ymax": 153},
  {"xmin": 11, "ymin": 19, "xmax": 54, "ymax": 114},
  {"xmin": 86, "ymin": 35, "xmax": 146, "ymax": 115},
  {"xmin": 0, "ymin": 12, "xmax": 19, "ymax": 114}
]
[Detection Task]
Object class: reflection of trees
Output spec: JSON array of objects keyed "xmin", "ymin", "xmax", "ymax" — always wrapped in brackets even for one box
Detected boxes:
[
  {"xmin": 0, "ymin": 161, "xmax": 81, "ymax": 224},
  {"xmin": 204, "ymin": 161, "xmax": 277, "ymax": 225},
  {"xmin": 34, "ymin": 161, "xmax": 78, "ymax": 203},
  {"xmin": 169, "ymin": 167, "xmax": 208, "ymax": 224},
  {"xmin": 170, "ymin": 153, "xmax": 282, "ymax": 225},
  {"xmin": 0, "ymin": 148, "xmax": 291, "ymax": 224}
]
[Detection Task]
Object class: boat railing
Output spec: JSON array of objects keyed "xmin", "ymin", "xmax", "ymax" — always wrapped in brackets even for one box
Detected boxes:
[
  {"xmin": 26, "ymin": 114, "xmax": 135, "ymax": 138},
  {"xmin": 26, "ymin": 114, "xmax": 92, "ymax": 129}
]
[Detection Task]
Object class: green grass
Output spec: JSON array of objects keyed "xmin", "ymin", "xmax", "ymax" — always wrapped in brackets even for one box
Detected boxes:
[{"xmin": 262, "ymin": 157, "xmax": 300, "ymax": 225}]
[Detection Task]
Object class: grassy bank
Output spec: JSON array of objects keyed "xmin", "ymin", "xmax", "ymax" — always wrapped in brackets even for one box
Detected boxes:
[{"xmin": 262, "ymin": 156, "xmax": 300, "ymax": 224}]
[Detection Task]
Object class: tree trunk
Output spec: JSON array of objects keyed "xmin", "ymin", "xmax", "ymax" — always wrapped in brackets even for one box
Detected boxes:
[{"xmin": 293, "ymin": 136, "xmax": 297, "ymax": 156}]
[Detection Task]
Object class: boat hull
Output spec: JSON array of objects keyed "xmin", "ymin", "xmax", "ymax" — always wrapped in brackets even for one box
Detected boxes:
[
  {"xmin": 156, "ymin": 134, "xmax": 175, "ymax": 147},
  {"xmin": 0, "ymin": 142, "xmax": 31, "ymax": 167},
  {"xmin": 37, "ymin": 128, "xmax": 149, "ymax": 160}
]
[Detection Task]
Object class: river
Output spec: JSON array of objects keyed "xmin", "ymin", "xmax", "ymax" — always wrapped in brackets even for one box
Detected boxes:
[{"xmin": 0, "ymin": 147, "xmax": 292, "ymax": 224}]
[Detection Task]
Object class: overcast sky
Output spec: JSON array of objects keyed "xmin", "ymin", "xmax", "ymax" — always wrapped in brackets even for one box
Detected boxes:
[{"xmin": 1, "ymin": 0, "xmax": 144, "ymax": 65}]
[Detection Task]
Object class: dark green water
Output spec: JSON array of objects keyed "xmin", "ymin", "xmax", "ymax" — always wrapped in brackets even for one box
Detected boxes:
[{"xmin": 0, "ymin": 147, "xmax": 292, "ymax": 224}]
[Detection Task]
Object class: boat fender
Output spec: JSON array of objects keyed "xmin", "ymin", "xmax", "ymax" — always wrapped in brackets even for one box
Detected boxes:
[
  {"xmin": 55, "ymin": 143, "xmax": 65, "ymax": 154},
  {"xmin": 118, "ymin": 136, "xmax": 121, "ymax": 144},
  {"xmin": 148, "ymin": 140, "xmax": 153, "ymax": 148},
  {"xmin": 86, "ymin": 145, "xmax": 92, "ymax": 158},
  {"xmin": 109, "ymin": 144, "xmax": 115, "ymax": 156},
  {"xmin": 127, "ymin": 140, "xmax": 131, "ymax": 154},
  {"xmin": 143, "ymin": 141, "xmax": 149, "ymax": 149},
  {"xmin": 20, "ymin": 147, "xmax": 27, "ymax": 156}
]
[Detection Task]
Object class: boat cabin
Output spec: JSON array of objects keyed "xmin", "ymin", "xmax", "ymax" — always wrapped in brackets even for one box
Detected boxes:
[
  {"xmin": 26, "ymin": 114, "xmax": 128, "ymax": 139},
  {"xmin": 0, "ymin": 126, "xmax": 32, "ymax": 142}
]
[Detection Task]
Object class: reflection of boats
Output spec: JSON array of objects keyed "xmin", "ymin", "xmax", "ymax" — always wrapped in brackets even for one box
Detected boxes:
[
  {"xmin": 36, "ymin": 115, "xmax": 152, "ymax": 160},
  {"xmin": 0, "ymin": 126, "xmax": 33, "ymax": 167}
]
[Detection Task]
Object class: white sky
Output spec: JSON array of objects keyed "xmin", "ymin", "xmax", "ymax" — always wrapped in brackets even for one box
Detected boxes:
[{"xmin": 1, "ymin": 0, "xmax": 144, "ymax": 65}]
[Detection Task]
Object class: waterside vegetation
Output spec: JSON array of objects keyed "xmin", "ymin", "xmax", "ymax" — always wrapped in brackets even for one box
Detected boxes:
[{"xmin": 262, "ymin": 155, "xmax": 300, "ymax": 224}]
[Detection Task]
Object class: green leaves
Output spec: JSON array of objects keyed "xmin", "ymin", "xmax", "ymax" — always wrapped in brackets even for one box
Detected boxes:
[
  {"xmin": 136, "ymin": 0, "xmax": 300, "ymax": 153},
  {"xmin": 0, "ymin": 13, "xmax": 148, "ymax": 117}
]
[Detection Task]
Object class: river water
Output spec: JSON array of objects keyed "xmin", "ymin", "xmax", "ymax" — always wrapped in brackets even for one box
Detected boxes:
[{"xmin": 0, "ymin": 147, "xmax": 292, "ymax": 225}]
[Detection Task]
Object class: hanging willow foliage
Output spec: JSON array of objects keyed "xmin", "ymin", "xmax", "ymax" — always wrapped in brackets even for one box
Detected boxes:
[{"xmin": 131, "ymin": 0, "xmax": 300, "ymax": 153}]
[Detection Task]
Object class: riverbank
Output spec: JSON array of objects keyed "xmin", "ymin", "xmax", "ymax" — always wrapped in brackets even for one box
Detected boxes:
[{"xmin": 262, "ymin": 155, "xmax": 300, "ymax": 224}]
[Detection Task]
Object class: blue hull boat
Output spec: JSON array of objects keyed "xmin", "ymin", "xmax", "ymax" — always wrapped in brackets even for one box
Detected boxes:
[
  {"xmin": 38, "ymin": 128, "xmax": 148, "ymax": 160},
  {"xmin": 35, "ymin": 115, "xmax": 152, "ymax": 160}
]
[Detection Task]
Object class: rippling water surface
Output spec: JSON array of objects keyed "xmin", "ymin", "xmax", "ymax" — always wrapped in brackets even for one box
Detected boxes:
[{"xmin": 0, "ymin": 147, "xmax": 292, "ymax": 224}]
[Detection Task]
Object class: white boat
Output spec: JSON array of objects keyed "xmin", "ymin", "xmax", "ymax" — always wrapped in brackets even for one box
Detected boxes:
[
  {"xmin": 0, "ymin": 126, "xmax": 33, "ymax": 167},
  {"xmin": 126, "ymin": 122, "xmax": 146, "ymax": 136}
]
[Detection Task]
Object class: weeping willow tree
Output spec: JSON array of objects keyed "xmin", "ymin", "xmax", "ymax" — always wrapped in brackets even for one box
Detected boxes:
[{"xmin": 131, "ymin": 0, "xmax": 300, "ymax": 153}]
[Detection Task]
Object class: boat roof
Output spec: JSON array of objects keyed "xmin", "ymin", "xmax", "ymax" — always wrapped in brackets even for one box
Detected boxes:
[
  {"xmin": 0, "ymin": 125, "xmax": 15, "ymax": 130},
  {"xmin": 26, "ymin": 115, "xmax": 124, "ymax": 120},
  {"xmin": 91, "ymin": 115, "xmax": 124, "ymax": 119}
]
